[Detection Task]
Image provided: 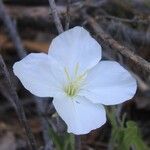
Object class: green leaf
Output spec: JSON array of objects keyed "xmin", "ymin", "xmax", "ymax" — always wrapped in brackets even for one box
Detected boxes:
[
  {"xmin": 123, "ymin": 121, "xmax": 149, "ymax": 150},
  {"xmin": 47, "ymin": 123, "xmax": 75, "ymax": 150},
  {"xmin": 107, "ymin": 108, "xmax": 149, "ymax": 150}
]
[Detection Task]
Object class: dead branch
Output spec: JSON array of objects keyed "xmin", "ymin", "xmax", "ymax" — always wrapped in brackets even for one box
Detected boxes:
[
  {"xmin": 75, "ymin": 135, "xmax": 81, "ymax": 150},
  {"xmin": 5, "ymin": 4, "xmax": 81, "ymax": 19},
  {"xmin": 104, "ymin": 21, "xmax": 150, "ymax": 48},
  {"xmin": 0, "ymin": 1, "xmax": 53, "ymax": 149},
  {"xmin": 97, "ymin": 15, "xmax": 150, "ymax": 25},
  {"xmin": 0, "ymin": 0, "xmax": 27, "ymax": 58},
  {"xmin": 0, "ymin": 55, "xmax": 37, "ymax": 150},
  {"xmin": 82, "ymin": 12, "xmax": 150, "ymax": 75},
  {"xmin": 0, "ymin": 33, "xmax": 49, "ymax": 53},
  {"xmin": 48, "ymin": 0, "xmax": 64, "ymax": 33},
  {"xmin": 0, "ymin": 97, "xmax": 34, "ymax": 113},
  {"xmin": 65, "ymin": 0, "xmax": 71, "ymax": 30},
  {"xmin": 47, "ymin": 0, "xmax": 68, "ymax": 134},
  {"xmin": 36, "ymin": 99, "xmax": 53, "ymax": 150},
  {"xmin": 1, "ymin": 5, "xmax": 148, "ymax": 47}
]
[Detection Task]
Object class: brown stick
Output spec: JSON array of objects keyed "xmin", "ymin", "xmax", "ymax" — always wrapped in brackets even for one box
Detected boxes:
[
  {"xmin": 36, "ymin": 99, "xmax": 53, "ymax": 150},
  {"xmin": 0, "ymin": 35, "xmax": 49, "ymax": 53},
  {"xmin": 82, "ymin": 12, "xmax": 150, "ymax": 74},
  {"xmin": 0, "ymin": 55, "xmax": 37, "ymax": 150},
  {"xmin": 98, "ymin": 15, "xmax": 150, "ymax": 24},
  {"xmin": 48, "ymin": 0, "xmax": 64, "ymax": 33},
  {"xmin": 75, "ymin": 135, "xmax": 81, "ymax": 150},
  {"xmin": 65, "ymin": 0, "xmax": 71, "ymax": 30},
  {"xmin": 0, "ymin": 0, "xmax": 53, "ymax": 149},
  {"xmin": 4, "ymin": 5, "xmax": 80, "ymax": 21},
  {"xmin": 0, "ymin": 97, "xmax": 34, "ymax": 113},
  {"xmin": 0, "ymin": 0, "xmax": 27, "ymax": 58}
]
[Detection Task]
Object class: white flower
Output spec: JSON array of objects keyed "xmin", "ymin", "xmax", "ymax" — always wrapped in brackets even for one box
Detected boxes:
[{"xmin": 13, "ymin": 26, "xmax": 137, "ymax": 135}]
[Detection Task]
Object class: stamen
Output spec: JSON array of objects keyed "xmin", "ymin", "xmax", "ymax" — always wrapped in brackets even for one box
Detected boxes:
[
  {"xmin": 64, "ymin": 67, "xmax": 71, "ymax": 81},
  {"xmin": 63, "ymin": 64, "xmax": 87, "ymax": 97},
  {"xmin": 74, "ymin": 63, "xmax": 79, "ymax": 77}
]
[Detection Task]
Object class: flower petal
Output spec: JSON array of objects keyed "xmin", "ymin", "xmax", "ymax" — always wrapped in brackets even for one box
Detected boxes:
[
  {"xmin": 53, "ymin": 95, "xmax": 106, "ymax": 135},
  {"xmin": 49, "ymin": 26, "xmax": 101, "ymax": 75},
  {"xmin": 13, "ymin": 53, "xmax": 64, "ymax": 97},
  {"xmin": 80, "ymin": 61, "xmax": 137, "ymax": 105}
]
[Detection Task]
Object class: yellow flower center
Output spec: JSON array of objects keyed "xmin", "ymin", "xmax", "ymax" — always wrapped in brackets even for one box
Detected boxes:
[{"xmin": 64, "ymin": 64, "xmax": 86, "ymax": 97}]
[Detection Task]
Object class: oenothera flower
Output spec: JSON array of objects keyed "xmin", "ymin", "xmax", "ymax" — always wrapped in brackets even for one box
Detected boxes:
[{"xmin": 13, "ymin": 26, "xmax": 137, "ymax": 135}]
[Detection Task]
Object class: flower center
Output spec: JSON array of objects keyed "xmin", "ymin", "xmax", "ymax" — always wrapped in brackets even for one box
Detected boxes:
[
  {"xmin": 64, "ymin": 64, "xmax": 86, "ymax": 97},
  {"xmin": 64, "ymin": 81, "xmax": 79, "ymax": 97}
]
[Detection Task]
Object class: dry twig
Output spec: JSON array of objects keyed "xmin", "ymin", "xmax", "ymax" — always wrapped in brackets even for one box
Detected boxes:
[
  {"xmin": 98, "ymin": 15, "xmax": 150, "ymax": 25},
  {"xmin": 0, "ymin": 55, "xmax": 37, "ymax": 150},
  {"xmin": 48, "ymin": 0, "xmax": 82, "ymax": 148},
  {"xmin": 0, "ymin": 0, "xmax": 53, "ymax": 149},
  {"xmin": 82, "ymin": 12, "xmax": 150, "ymax": 74},
  {"xmin": 0, "ymin": 0, "xmax": 27, "ymax": 58},
  {"xmin": 65, "ymin": 0, "xmax": 71, "ymax": 30},
  {"xmin": 48, "ymin": 0, "xmax": 64, "ymax": 33},
  {"xmin": 75, "ymin": 135, "xmax": 81, "ymax": 150},
  {"xmin": 36, "ymin": 100, "xmax": 53, "ymax": 150}
]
